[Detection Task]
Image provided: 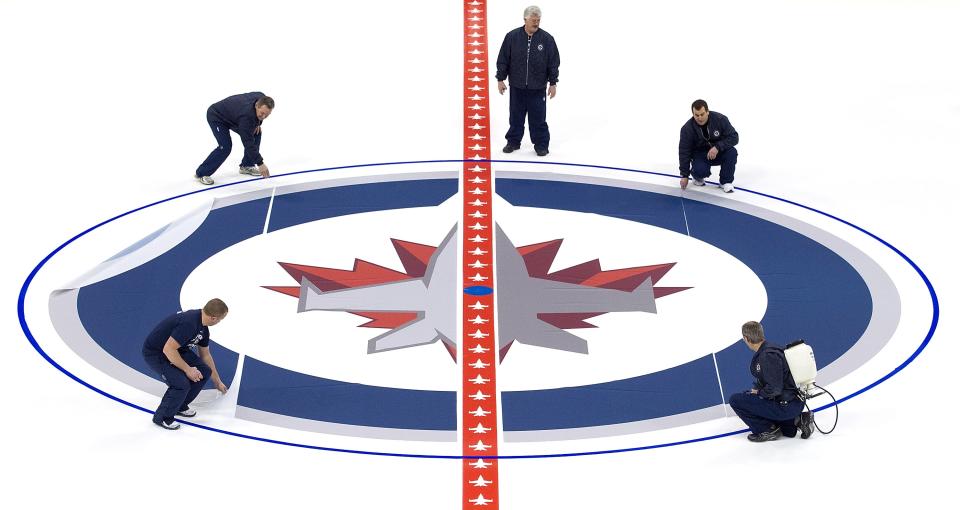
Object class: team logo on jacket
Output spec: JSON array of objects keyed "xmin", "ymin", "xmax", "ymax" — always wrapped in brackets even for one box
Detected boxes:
[
  {"xmin": 713, "ymin": 130, "xmax": 720, "ymax": 136},
  {"xmin": 537, "ymin": 43, "xmax": 544, "ymax": 51}
]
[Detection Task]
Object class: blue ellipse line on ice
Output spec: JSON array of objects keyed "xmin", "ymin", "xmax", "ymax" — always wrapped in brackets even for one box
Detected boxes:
[{"xmin": 18, "ymin": 159, "xmax": 939, "ymax": 459}]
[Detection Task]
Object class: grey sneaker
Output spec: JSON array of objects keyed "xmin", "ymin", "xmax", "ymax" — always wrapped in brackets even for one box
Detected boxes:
[
  {"xmin": 693, "ymin": 178, "xmax": 706, "ymax": 186},
  {"xmin": 747, "ymin": 426, "xmax": 782, "ymax": 442},
  {"xmin": 176, "ymin": 408, "xmax": 197, "ymax": 418},
  {"xmin": 721, "ymin": 183, "xmax": 735, "ymax": 193},
  {"xmin": 798, "ymin": 411, "xmax": 814, "ymax": 439},
  {"xmin": 154, "ymin": 418, "xmax": 180, "ymax": 430},
  {"xmin": 239, "ymin": 165, "xmax": 262, "ymax": 176},
  {"xmin": 196, "ymin": 175, "xmax": 214, "ymax": 185}
]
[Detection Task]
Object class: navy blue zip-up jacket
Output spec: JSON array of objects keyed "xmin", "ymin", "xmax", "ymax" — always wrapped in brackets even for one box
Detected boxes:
[
  {"xmin": 678, "ymin": 111, "xmax": 738, "ymax": 177},
  {"xmin": 208, "ymin": 91, "xmax": 266, "ymax": 166},
  {"xmin": 495, "ymin": 27, "xmax": 560, "ymax": 90},
  {"xmin": 750, "ymin": 342, "xmax": 800, "ymax": 402}
]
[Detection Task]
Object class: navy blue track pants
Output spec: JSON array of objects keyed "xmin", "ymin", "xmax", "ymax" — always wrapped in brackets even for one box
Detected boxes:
[
  {"xmin": 144, "ymin": 348, "xmax": 211, "ymax": 423},
  {"xmin": 730, "ymin": 392, "xmax": 804, "ymax": 436},
  {"xmin": 691, "ymin": 147, "xmax": 737, "ymax": 185},
  {"xmin": 506, "ymin": 87, "xmax": 550, "ymax": 151},
  {"xmin": 196, "ymin": 107, "xmax": 261, "ymax": 178}
]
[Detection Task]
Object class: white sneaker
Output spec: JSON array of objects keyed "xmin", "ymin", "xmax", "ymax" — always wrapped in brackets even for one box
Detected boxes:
[
  {"xmin": 176, "ymin": 408, "xmax": 197, "ymax": 418},
  {"xmin": 154, "ymin": 419, "xmax": 180, "ymax": 430},
  {"xmin": 239, "ymin": 165, "xmax": 262, "ymax": 176},
  {"xmin": 721, "ymin": 183, "xmax": 735, "ymax": 193},
  {"xmin": 196, "ymin": 175, "xmax": 214, "ymax": 185},
  {"xmin": 693, "ymin": 178, "xmax": 706, "ymax": 186}
]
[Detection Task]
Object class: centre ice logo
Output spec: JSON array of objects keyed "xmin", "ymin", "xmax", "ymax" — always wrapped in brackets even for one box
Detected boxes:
[
  {"xmin": 39, "ymin": 164, "xmax": 909, "ymax": 450},
  {"xmin": 265, "ymin": 224, "xmax": 688, "ymax": 361}
]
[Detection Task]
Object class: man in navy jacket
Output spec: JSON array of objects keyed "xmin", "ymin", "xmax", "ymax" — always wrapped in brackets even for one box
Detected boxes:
[
  {"xmin": 195, "ymin": 92, "xmax": 274, "ymax": 185},
  {"xmin": 730, "ymin": 321, "xmax": 814, "ymax": 442},
  {"xmin": 496, "ymin": 5, "xmax": 560, "ymax": 157},
  {"xmin": 141, "ymin": 299, "xmax": 230, "ymax": 430},
  {"xmin": 678, "ymin": 99, "xmax": 738, "ymax": 192}
]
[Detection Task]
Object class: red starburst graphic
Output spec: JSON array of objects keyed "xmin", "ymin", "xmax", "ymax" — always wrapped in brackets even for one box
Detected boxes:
[
  {"xmin": 264, "ymin": 239, "xmax": 439, "ymax": 346},
  {"xmin": 516, "ymin": 239, "xmax": 690, "ymax": 330},
  {"xmin": 265, "ymin": 236, "xmax": 689, "ymax": 349}
]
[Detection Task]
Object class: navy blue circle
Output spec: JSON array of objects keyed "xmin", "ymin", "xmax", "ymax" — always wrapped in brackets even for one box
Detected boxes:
[{"xmin": 18, "ymin": 159, "xmax": 939, "ymax": 459}]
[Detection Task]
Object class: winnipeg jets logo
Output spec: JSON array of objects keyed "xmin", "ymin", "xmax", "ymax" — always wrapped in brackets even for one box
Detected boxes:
[
  {"xmin": 537, "ymin": 43, "xmax": 544, "ymax": 51},
  {"xmin": 267, "ymin": 224, "xmax": 689, "ymax": 362},
  {"xmin": 713, "ymin": 130, "xmax": 720, "ymax": 137}
]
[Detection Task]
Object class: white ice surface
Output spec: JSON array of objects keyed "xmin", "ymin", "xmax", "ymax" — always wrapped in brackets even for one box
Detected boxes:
[{"xmin": 2, "ymin": 0, "xmax": 957, "ymax": 508}]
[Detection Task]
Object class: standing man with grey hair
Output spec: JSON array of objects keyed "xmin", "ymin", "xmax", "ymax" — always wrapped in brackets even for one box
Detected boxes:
[
  {"xmin": 496, "ymin": 5, "xmax": 560, "ymax": 157},
  {"xmin": 194, "ymin": 92, "xmax": 274, "ymax": 185},
  {"xmin": 729, "ymin": 321, "xmax": 814, "ymax": 442}
]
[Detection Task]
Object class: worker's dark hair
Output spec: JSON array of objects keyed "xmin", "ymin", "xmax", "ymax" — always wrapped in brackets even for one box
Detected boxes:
[
  {"xmin": 742, "ymin": 321, "xmax": 765, "ymax": 344},
  {"xmin": 256, "ymin": 96, "xmax": 275, "ymax": 109},
  {"xmin": 691, "ymin": 99, "xmax": 709, "ymax": 112}
]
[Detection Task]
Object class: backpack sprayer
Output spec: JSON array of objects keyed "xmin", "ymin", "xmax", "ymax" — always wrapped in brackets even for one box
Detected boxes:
[{"xmin": 784, "ymin": 339, "xmax": 838, "ymax": 435}]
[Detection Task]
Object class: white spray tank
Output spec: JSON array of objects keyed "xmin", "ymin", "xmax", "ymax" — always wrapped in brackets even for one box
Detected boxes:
[{"xmin": 784, "ymin": 339, "xmax": 817, "ymax": 396}]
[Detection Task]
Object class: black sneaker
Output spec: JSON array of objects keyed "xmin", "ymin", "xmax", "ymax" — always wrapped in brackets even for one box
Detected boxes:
[
  {"xmin": 535, "ymin": 148, "xmax": 549, "ymax": 157},
  {"xmin": 502, "ymin": 144, "xmax": 521, "ymax": 153},
  {"xmin": 153, "ymin": 418, "xmax": 180, "ymax": 431},
  {"xmin": 176, "ymin": 407, "xmax": 197, "ymax": 418},
  {"xmin": 798, "ymin": 411, "xmax": 814, "ymax": 439},
  {"xmin": 747, "ymin": 426, "xmax": 782, "ymax": 442}
]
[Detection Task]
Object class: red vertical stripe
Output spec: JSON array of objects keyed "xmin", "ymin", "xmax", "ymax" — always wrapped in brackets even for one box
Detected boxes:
[{"xmin": 462, "ymin": 1, "xmax": 499, "ymax": 508}]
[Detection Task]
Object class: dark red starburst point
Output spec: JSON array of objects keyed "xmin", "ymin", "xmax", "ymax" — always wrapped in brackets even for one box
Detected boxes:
[
  {"xmin": 511, "ymin": 239, "xmax": 690, "ymax": 360},
  {"xmin": 264, "ymin": 239, "xmax": 444, "ymax": 349},
  {"xmin": 266, "ymin": 236, "xmax": 688, "ymax": 362}
]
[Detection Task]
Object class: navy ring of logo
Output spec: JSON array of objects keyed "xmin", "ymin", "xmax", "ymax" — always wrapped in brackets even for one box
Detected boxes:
[{"xmin": 19, "ymin": 159, "xmax": 939, "ymax": 459}]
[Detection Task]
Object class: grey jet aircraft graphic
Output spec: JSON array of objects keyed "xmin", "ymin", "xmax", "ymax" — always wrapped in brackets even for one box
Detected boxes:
[
  {"xmin": 299, "ymin": 227, "xmax": 458, "ymax": 355},
  {"xmin": 294, "ymin": 223, "xmax": 663, "ymax": 360}
]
